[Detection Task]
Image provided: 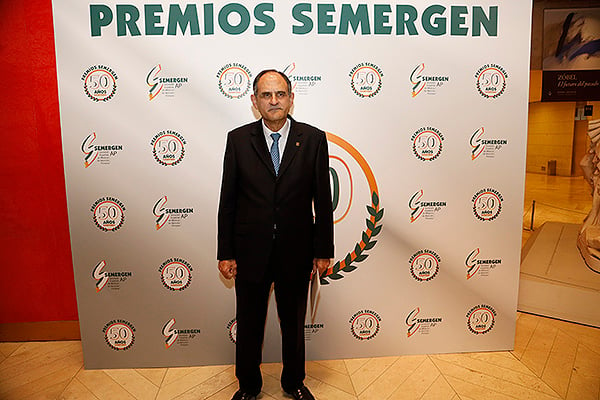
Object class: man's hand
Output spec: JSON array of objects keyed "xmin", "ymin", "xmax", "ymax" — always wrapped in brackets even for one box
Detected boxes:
[
  {"xmin": 218, "ymin": 259, "xmax": 237, "ymax": 279},
  {"xmin": 313, "ymin": 258, "xmax": 331, "ymax": 276}
]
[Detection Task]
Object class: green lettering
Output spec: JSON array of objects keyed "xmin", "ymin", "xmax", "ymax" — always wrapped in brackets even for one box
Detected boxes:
[
  {"xmin": 422, "ymin": 5, "xmax": 446, "ymax": 36},
  {"xmin": 450, "ymin": 6, "xmax": 468, "ymax": 35},
  {"xmin": 167, "ymin": 4, "xmax": 200, "ymax": 35},
  {"xmin": 317, "ymin": 4, "xmax": 335, "ymax": 34},
  {"xmin": 254, "ymin": 3, "xmax": 275, "ymax": 35},
  {"xmin": 374, "ymin": 4, "xmax": 392, "ymax": 34},
  {"xmin": 292, "ymin": 3, "xmax": 313, "ymax": 34},
  {"xmin": 144, "ymin": 5, "xmax": 163, "ymax": 35},
  {"xmin": 473, "ymin": 6, "xmax": 498, "ymax": 37},
  {"xmin": 204, "ymin": 4, "xmax": 214, "ymax": 35},
  {"xmin": 90, "ymin": 5, "xmax": 113, "ymax": 37},
  {"xmin": 116, "ymin": 5, "xmax": 141, "ymax": 37},
  {"xmin": 339, "ymin": 4, "xmax": 370, "ymax": 35},
  {"xmin": 218, "ymin": 3, "xmax": 250, "ymax": 35},
  {"xmin": 396, "ymin": 5, "xmax": 417, "ymax": 35}
]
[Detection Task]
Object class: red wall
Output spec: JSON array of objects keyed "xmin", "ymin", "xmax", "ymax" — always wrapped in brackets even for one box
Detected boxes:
[{"xmin": 0, "ymin": 1, "xmax": 78, "ymax": 323}]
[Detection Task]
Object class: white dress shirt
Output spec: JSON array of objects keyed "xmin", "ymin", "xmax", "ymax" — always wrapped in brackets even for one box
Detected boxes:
[{"xmin": 262, "ymin": 117, "xmax": 290, "ymax": 160}]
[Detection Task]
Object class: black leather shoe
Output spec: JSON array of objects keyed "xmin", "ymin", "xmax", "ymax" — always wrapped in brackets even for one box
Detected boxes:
[
  {"xmin": 231, "ymin": 390, "xmax": 257, "ymax": 400},
  {"xmin": 285, "ymin": 385, "xmax": 316, "ymax": 400}
]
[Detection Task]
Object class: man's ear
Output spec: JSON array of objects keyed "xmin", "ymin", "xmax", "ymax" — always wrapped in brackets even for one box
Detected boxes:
[{"xmin": 250, "ymin": 94, "xmax": 257, "ymax": 109}]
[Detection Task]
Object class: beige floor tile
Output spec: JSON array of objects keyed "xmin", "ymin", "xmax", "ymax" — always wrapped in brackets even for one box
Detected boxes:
[
  {"xmin": 58, "ymin": 378, "xmax": 98, "ymax": 400},
  {"xmin": 387, "ymin": 357, "xmax": 440, "ymax": 400},
  {"xmin": 432, "ymin": 353, "xmax": 557, "ymax": 396},
  {"xmin": 467, "ymin": 351, "xmax": 535, "ymax": 376},
  {"xmin": 11, "ymin": 353, "xmax": 80, "ymax": 399},
  {"xmin": 444, "ymin": 376, "xmax": 518, "ymax": 400},
  {"xmin": 0, "ymin": 341, "xmax": 81, "ymax": 382},
  {"xmin": 520, "ymin": 320, "xmax": 558, "ymax": 376},
  {"xmin": 573, "ymin": 343, "xmax": 600, "ymax": 378},
  {"xmin": 0, "ymin": 342, "xmax": 22, "ymax": 358},
  {"xmin": 205, "ymin": 382, "xmax": 238, "ymax": 400},
  {"xmin": 306, "ymin": 360, "xmax": 355, "ymax": 394},
  {"xmin": 156, "ymin": 365, "xmax": 230, "ymax": 400},
  {"xmin": 261, "ymin": 370, "xmax": 284, "ymax": 397},
  {"xmin": 261, "ymin": 362, "xmax": 282, "ymax": 379},
  {"xmin": 174, "ymin": 367, "xmax": 237, "ymax": 400},
  {"xmin": 308, "ymin": 379, "xmax": 358, "ymax": 400},
  {"xmin": 349, "ymin": 356, "xmax": 397, "ymax": 394},
  {"xmin": 21, "ymin": 379, "xmax": 71, "ymax": 400},
  {"xmin": 135, "ymin": 367, "xmax": 167, "ymax": 387},
  {"xmin": 512, "ymin": 312, "xmax": 539, "ymax": 360},
  {"xmin": 0, "ymin": 348, "xmax": 83, "ymax": 397},
  {"xmin": 161, "ymin": 366, "xmax": 205, "ymax": 386},
  {"xmin": 420, "ymin": 375, "xmax": 457, "ymax": 400},
  {"xmin": 357, "ymin": 355, "xmax": 426, "ymax": 400},
  {"xmin": 432, "ymin": 356, "xmax": 560, "ymax": 399},
  {"xmin": 313, "ymin": 358, "xmax": 348, "ymax": 375},
  {"xmin": 541, "ymin": 329, "xmax": 578, "ymax": 398},
  {"xmin": 566, "ymin": 369, "xmax": 600, "ymax": 400},
  {"xmin": 555, "ymin": 321, "xmax": 600, "ymax": 355},
  {"xmin": 76, "ymin": 370, "xmax": 137, "ymax": 400},
  {"xmin": 343, "ymin": 358, "xmax": 369, "ymax": 375},
  {"xmin": 104, "ymin": 369, "xmax": 159, "ymax": 399}
]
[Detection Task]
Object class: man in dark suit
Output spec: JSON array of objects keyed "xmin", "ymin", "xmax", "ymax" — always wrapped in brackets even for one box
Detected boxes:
[{"xmin": 217, "ymin": 69, "xmax": 334, "ymax": 400}]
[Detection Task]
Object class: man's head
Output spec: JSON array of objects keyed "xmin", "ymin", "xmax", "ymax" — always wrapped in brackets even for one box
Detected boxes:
[{"xmin": 251, "ymin": 70, "xmax": 294, "ymax": 131}]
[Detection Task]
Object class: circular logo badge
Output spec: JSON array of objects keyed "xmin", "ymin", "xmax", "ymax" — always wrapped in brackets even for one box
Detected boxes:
[
  {"xmin": 349, "ymin": 63, "xmax": 383, "ymax": 98},
  {"xmin": 227, "ymin": 319, "xmax": 237, "ymax": 344},
  {"xmin": 321, "ymin": 133, "xmax": 384, "ymax": 284},
  {"xmin": 151, "ymin": 130, "xmax": 186, "ymax": 166},
  {"xmin": 104, "ymin": 320, "xmax": 135, "ymax": 350},
  {"xmin": 466, "ymin": 305, "xmax": 496, "ymax": 335},
  {"xmin": 217, "ymin": 64, "xmax": 252, "ymax": 99},
  {"xmin": 412, "ymin": 127, "xmax": 444, "ymax": 161},
  {"xmin": 472, "ymin": 188, "xmax": 503, "ymax": 221},
  {"xmin": 83, "ymin": 65, "xmax": 118, "ymax": 102},
  {"xmin": 349, "ymin": 310, "xmax": 381, "ymax": 341},
  {"xmin": 160, "ymin": 259, "xmax": 192, "ymax": 291},
  {"xmin": 409, "ymin": 250, "xmax": 441, "ymax": 282},
  {"xmin": 475, "ymin": 64, "xmax": 507, "ymax": 99},
  {"xmin": 92, "ymin": 198, "xmax": 125, "ymax": 232}
]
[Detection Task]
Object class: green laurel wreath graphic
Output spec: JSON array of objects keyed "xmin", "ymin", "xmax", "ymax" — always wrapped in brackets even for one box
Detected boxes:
[{"xmin": 320, "ymin": 191, "xmax": 384, "ymax": 285}]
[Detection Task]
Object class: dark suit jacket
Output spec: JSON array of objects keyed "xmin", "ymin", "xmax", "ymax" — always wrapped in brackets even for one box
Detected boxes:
[{"xmin": 217, "ymin": 117, "xmax": 334, "ymax": 282}]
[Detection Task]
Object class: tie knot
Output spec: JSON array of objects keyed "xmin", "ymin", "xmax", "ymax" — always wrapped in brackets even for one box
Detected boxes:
[{"xmin": 271, "ymin": 132, "xmax": 281, "ymax": 142}]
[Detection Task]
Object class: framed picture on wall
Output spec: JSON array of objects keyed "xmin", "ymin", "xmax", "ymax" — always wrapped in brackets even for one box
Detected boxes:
[{"xmin": 541, "ymin": 7, "xmax": 600, "ymax": 101}]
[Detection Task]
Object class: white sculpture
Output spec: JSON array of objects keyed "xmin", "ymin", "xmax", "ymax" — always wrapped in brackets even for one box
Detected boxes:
[{"xmin": 578, "ymin": 118, "xmax": 600, "ymax": 273}]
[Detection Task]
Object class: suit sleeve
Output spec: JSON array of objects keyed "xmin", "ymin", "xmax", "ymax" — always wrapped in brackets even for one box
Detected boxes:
[
  {"xmin": 217, "ymin": 132, "xmax": 237, "ymax": 261},
  {"xmin": 313, "ymin": 132, "xmax": 334, "ymax": 259}
]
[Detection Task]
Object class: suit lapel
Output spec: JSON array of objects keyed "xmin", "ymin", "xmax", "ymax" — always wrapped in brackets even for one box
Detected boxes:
[
  {"xmin": 250, "ymin": 120, "xmax": 276, "ymax": 176},
  {"xmin": 278, "ymin": 118, "xmax": 301, "ymax": 178}
]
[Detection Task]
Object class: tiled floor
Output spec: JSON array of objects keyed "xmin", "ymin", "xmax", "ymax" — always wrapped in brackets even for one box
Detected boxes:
[{"xmin": 1, "ymin": 173, "xmax": 599, "ymax": 400}]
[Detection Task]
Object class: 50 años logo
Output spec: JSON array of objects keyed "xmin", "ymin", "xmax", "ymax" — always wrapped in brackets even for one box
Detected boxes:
[
  {"xmin": 103, "ymin": 320, "xmax": 135, "ymax": 351},
  {"xmin": 82, "ymin": 65, "xmax": 118, "ymax": 102},
  {"xmin": 320, "ymin": 133, "xmax": 384, "ymax": 285}
]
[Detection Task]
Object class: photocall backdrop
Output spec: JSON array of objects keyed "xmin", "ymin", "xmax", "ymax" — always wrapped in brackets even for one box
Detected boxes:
[{"xmin": 52, "ymin": 0, "xmax": 532, "ymax": 368}]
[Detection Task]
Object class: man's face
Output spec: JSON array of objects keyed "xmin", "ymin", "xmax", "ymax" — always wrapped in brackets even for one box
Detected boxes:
[{"xmin": 251, "ymin": 72, "xmax": 294, "ymax": 128}]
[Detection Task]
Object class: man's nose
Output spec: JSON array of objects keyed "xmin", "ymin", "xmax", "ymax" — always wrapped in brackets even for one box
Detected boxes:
[{"xmin": 268, "ymin": 94, "xmax": 278, "ymax": 103}]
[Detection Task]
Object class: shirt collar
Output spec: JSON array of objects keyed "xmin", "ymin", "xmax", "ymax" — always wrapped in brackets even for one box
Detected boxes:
[{"xmin": 262, "ymin": 117, "xmax": 290, "ymax": 141}]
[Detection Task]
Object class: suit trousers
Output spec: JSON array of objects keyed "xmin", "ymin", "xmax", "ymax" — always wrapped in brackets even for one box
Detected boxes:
[{"xmin": 234, "ymin": 247, "xmax": 310, "ymax": 395}]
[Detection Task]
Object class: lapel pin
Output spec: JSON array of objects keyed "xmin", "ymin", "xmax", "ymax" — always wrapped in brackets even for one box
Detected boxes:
[{"xmin": 296, "ymin": 142, "xmax": 300, "ymax": 147}]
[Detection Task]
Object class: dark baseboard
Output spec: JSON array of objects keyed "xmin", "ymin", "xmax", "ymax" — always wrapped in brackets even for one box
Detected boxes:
[{"xmin": 0, "ymin": 321, "xmax": 81, "ymax": 342}]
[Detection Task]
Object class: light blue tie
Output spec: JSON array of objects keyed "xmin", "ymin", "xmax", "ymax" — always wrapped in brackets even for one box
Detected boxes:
[{"xmin": 270, "ymin": 133, "xmax": 281, "ymax": 175}]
